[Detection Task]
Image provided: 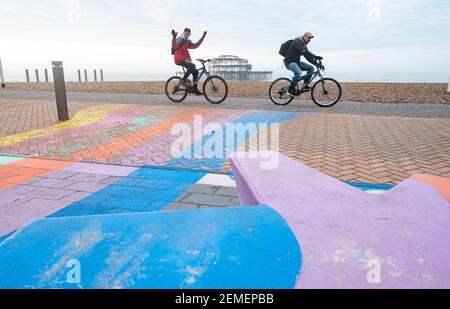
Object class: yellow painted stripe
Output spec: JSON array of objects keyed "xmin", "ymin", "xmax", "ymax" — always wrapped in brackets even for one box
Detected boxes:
[{"xmin": 0, "ymin": 104, "xmax": 128, "ymax": 147}]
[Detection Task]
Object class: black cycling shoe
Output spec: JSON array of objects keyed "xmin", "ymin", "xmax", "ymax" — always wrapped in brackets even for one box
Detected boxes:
[
  {"xmin": 181, "ymin": 79, "xmax": 191, "ymax": 89},
  {"xmin": 191, "ymin": 86, "xmax": 203, "ymax": 96},
  {"xmin": 287, "ymin": 86, "xmax": 300, "ymax": 97}
]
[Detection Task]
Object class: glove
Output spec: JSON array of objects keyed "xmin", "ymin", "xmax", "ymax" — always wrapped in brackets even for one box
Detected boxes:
[
  {"xmin": 171, "ymin": 30, "xmax": 177, "ymax": 38},
  {"xmin": 315, "ymin": 56, "xmax": 323, "ymax": 60}
]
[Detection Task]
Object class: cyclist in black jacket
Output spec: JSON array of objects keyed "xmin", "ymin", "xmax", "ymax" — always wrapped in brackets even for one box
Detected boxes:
[{"xmin": 284, "ymin": 32, "xmax": 323, "ymax": 97}]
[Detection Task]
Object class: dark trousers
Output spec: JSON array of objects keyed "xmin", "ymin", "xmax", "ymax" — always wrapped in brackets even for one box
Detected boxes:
[{"xmin": 179, "ymin": 61, "xmax": 199, "ymax": 85}]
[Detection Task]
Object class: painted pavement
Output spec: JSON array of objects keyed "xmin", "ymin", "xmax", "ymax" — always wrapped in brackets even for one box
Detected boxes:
[{"xmin": 0, "ymin": 100, "xmax": 448, "ymax": 288}]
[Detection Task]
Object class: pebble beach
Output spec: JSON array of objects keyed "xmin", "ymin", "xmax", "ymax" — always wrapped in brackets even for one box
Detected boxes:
[{"xmin": 3, "ymin": 81, "xmax": 449, "ymax": 104}]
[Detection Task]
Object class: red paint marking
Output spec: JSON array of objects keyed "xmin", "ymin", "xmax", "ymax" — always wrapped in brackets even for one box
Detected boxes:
[{"xmin": 412, "ymin": 174, "xmax": 450, "ymax": 203}]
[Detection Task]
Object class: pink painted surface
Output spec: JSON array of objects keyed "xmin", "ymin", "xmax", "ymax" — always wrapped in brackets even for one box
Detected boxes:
[{"xmin": 231, "ymin": 152, "xmax": 450, "ymax": 288}]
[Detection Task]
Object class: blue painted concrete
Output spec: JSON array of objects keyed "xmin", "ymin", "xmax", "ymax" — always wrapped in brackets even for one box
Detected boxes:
[
  {"xmin": 0, "ymin": 232, "xmax": 13, "ymax": 244},
  {"xmin": 347, "ymin": 182, "xmax": 393, "ymax": 192},
  {"xmin": 0, "ymin": 205, "xmax": 301, "ymax": 289},
  {"xmin": 50, "ymin": 168, "xmax": 206, "ymax": 217}
]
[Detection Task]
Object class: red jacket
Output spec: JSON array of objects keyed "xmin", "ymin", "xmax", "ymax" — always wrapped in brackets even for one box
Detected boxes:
[{"xmin": 172, "ymin": 36, "xmax": 205, "ymax": 65}]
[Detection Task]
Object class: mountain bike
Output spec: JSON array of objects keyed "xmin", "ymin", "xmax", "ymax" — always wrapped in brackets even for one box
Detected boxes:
[
  {"xmin": 269, "ymin": 60, "xmax": 342, "ymax": 107},
  {"xmin": 165, "ymin": 59, "xmax": 228, "ymax": 104}
]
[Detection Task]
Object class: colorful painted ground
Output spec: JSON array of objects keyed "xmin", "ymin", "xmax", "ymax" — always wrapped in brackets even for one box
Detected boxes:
[
  {"xmin": 0, "ymin": 152, "xmax": 397, "ymax": 289},
  {"xmin": 2, "ymin": 99, "xmax": 449, "ymax": 184},
  {"xmin": 232, "ymin": 153, "xmax": 450, "ymax": 288},
  {"xmin": 0, "ymin": 104, "xmax": 306, "ymax": 288},
  {"xmin": 0, "ymin": 102, "xmax": 304, "ymax": 170},
  {"xmin": 1, "ymin": 151, "xmax": 449, "ymax": 288},
  {"xmin": 0, "ymin": 101, "xmax": 449, "ymax": 288}
]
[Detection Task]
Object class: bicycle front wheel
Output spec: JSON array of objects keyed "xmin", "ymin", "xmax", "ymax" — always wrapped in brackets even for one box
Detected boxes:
[
  {"xmin": 311, "ymin": 78, "xmax": 342, "ymax": 107},
  {"xmin": 269, "ymin": 78, "xmax": 294, "ymax": 105},
  {"xmin": 203, "ymin": 76, "xmax": 228, "ymax": 104},
  {"xmin": 165, "ymin": 76, "xmax": 188, "ymax": 103}
]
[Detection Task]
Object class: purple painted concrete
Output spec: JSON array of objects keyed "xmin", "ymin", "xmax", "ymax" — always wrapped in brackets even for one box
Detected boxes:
[
  {"xmin": 231, "ymin": 152, "xmax": 450, "ymax": 288},
  {"xmin": 64, "ymin": 182, "xmax": 108, "ymax": 193},
  {"xmin": 0, "ymin": 163, "xmax": 138, "ymax": 237},
  {"xmin": 66, "ymin": 173, "xmax": 111, "ymax": 183},
  {"xmin": 1, "ymin": 199, "xmax": 69, "ymax": 236},
  {"xmin": 30, "ymin": 178, "xmax": 76, "ymax": 189},
  {"xmin": 61, "ymin": 162, "xmax": 138, "ymax": 176},
  {"xmin": 39, "ymin": 170, "xmax": 79, "ymax": 180}
]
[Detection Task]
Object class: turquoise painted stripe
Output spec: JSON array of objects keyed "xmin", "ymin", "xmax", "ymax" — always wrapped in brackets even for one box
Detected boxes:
[
  {"xmin": 0, "ymin": 155, "xmax": 23, "ymax": 165},
  {"xmin": 347, "ymin": 182, "xmax": 393, "ymax": 192}
]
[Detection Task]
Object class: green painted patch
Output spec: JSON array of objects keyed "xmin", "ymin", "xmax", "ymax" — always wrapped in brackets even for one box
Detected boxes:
[{"xmin": 0, "ymin": 155, "xmax": 23, "ymax": 165}]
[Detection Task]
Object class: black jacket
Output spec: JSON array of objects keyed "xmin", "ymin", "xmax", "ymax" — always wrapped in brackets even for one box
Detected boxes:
[{"xmin": 284, "ymin": 37, "xmax": 318, "ymax": 65}]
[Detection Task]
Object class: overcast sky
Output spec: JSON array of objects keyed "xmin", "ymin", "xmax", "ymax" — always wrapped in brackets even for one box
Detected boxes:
[{"xmin": 0, "ymin": 0, "xmax": 449, "ymax": 81}]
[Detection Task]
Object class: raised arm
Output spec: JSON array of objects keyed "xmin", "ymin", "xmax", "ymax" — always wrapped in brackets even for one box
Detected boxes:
[
  {"xmin": 188, "ymin": 31, "xmax": 207, "ymax": 49},
  {"xmin": 171, "ymin": 30, "xmax": 187, "ymax": 49},
  {"xmin": 171, "ymin": 30, "xmax": 178, "ymax": 49}
]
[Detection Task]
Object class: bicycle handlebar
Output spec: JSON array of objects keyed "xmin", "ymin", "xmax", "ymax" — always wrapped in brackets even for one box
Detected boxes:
[{"xmin": 315, "ymin": 59, "xmax": 325, "ymax": 71}]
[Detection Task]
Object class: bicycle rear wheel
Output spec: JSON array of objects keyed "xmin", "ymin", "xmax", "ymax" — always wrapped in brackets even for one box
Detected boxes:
[
  {"xmin": 203, "ymin": 76, "xmax": 228, "ymax": 104},
  {"xmin": 269, "ymin": 78, "xmax": 294, "ymax": 105},
  {"xmin": 165, "ymin": 76, "xmax": 188, "ymax": 103},
  {"xmin": 311, "ymin": 78, "xmax": 342, "ymax": 107}
]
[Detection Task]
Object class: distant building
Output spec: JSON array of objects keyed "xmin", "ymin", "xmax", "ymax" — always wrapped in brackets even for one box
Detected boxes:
[
  {"xmin": 177, "ymin": 55, "xmax": 273, "ymax": 81},
  {"xmin": 209, "ymin": 55, "xmax": 273, "ymax": 81}
]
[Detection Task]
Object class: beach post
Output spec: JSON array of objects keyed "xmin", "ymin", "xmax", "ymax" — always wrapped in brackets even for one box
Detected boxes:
[
  {"xmin": 52, "ymin": 61, "xmax": 69, "ymax": 121},
  {"xmin": 448, "ymin": 76, "xmax": 450, "ymax": 92},
  {"xmin": 35, "ymin": 69, "xmax": 40, "ymax": 83},
  {"xmin": 84, "ymin": 69, "xmax": 88, "ymax": 82},
  {"xmin": 94, "ymin": 69, "xmax": 97, "ymax": 82},
  {"xmin": 44, "ymin": 69, "xmax": 49, "ymax": 82},
  {"xmin": 0, "ymin": 56, "xmax": 5, "ymax": 88},
  {"xmin": 26, "ymin": 69, "xmax": 30, "ymax": 82},
  {"xmin": 100, "ymin": 69, "xmax": 104, "ymax": 82},
  {"xmin": 77, "ymin": 70, "xmax": 82, "ymax": 82}
]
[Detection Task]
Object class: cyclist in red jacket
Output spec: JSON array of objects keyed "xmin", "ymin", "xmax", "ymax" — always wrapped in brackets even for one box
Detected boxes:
[{"xmin": 171, "ymin": 28, "xmax": 207, "ymax": 95}]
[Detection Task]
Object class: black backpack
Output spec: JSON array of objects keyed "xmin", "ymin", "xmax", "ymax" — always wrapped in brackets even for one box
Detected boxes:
[
  {"xmin": 171, "ymin": 38, "xmax": 186, "ymax": 55},
  {"xmin": 279, "ymin": 39, "xmax": 293, "ymax": 57}
]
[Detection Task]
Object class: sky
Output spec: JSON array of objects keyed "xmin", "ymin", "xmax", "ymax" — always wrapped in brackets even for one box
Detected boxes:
[{"xmin": 0, "ymin": 0, "xmax": 449, "ymax": 82}]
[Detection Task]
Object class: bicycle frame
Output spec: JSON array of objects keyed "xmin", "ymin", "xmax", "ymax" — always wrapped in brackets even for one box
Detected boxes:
[
  {"xmin": 168, "ymin": 59, "xmax": 228, "ymax": 104},
  {"xmin": 297, "ymin": 68, "xmax": 323, "ymax": 87},
  {"xmin": 181, "ymin": 61, "xmax": 210, "ymax": 84}
]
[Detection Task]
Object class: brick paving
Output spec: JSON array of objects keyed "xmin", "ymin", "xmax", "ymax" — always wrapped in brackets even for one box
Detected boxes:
[
  {"xmin": 279, "ymin": 113, "xmax": 450, "ymax": 184},
  {"xmin": 0, "ymin": 98, "xmax": 449, "ymax": 185}
]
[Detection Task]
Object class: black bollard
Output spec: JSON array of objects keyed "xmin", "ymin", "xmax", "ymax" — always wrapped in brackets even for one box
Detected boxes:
[
  {"xmin": 0, "ymin": 57, "xmax": 4, "ymax": 88},
  {"xmin": 52, "ymin": 61, "xmax": 69, "ymax": 121}
]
